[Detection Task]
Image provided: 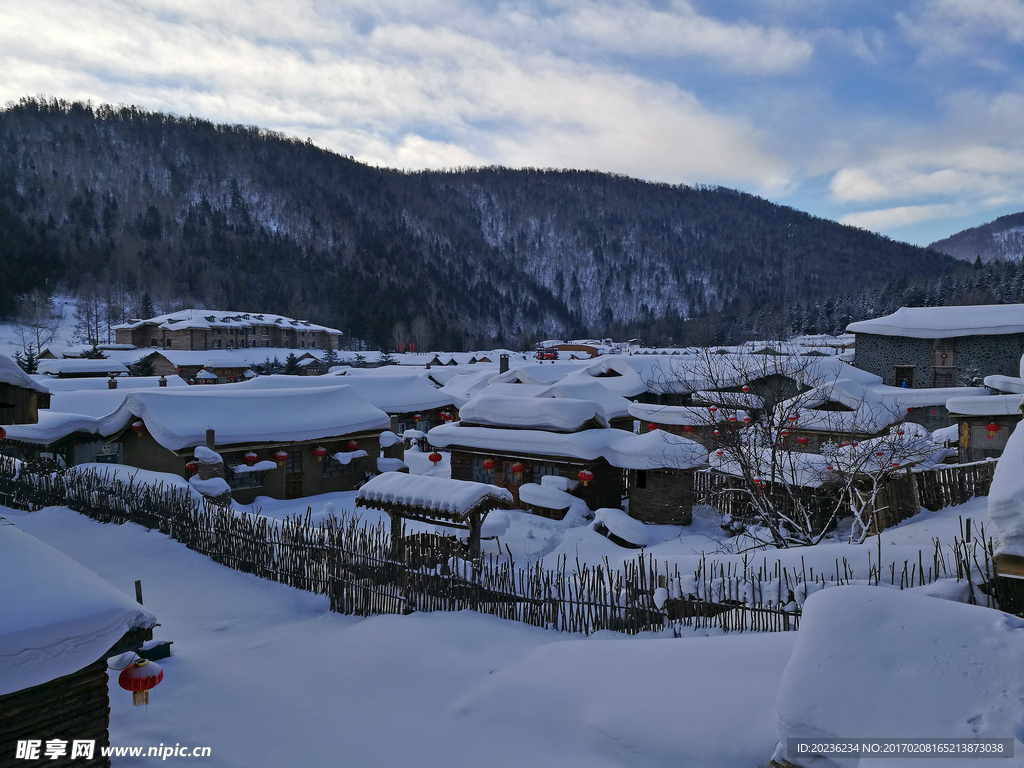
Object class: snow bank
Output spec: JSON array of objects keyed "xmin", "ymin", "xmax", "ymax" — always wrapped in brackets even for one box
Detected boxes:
[
  {"xmin": 947, "ymin": 393, "xmax": 1023, "ymax": 417},
  {"xmin": 988, "ymin": 418, "xmax": 1024, "ymax": 558},
  {"xmin": 0, "ymin": 519, "xmax": 156, "ymax": 695},
  {"xmin": 594, "ymin": 508, "xmax": 650, "ymax": 547},
  {"xmin": 773, "ymin": 586, "xmax": 1024, "ymax": 767},
  {"xmin": 0, "ymin": 353, "xmax": 50, "ymax": 393},
  {"xmin": 458, "ymin": 394, "xmax": 608, "ymax": 432},
  {"xmin": 189, "ymin": 475, "xmax": 231, "ymax": 497},
  {"xmin": 194, "ymin": 445, "xmax": 223, "ymax": 464}
]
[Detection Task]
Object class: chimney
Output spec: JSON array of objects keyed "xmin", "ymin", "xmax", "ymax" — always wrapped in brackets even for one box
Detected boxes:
[
  {"xmin": 107, "ymin": 375, "xmax": 117, "ymax": 390},
  {"xmin": 206, "ymin": 428, "xmax": 215, "ymax": 450},
  {"xmin": 499, "ymin": 353, "xmax": 509, "ymax": 374},
  {"xmin": 158, "ymin": 375, "xmax": 167, "ymax": 387}
]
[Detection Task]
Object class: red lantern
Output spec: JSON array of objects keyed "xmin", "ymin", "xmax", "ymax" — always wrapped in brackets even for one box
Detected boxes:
[
  {"xmin": 414, "ymin": 414, "xmax": 422, "ymax": 422},
  {"xmin": 714, "ymin": 429, "xmax": 721, "ymax": 437},
  {"xmin": 839, "ymin": 442, "xmax": 848, "ymax": 447},
  {"xmin": 185, "ymin": 461, "xmax": 199, "ymax": 475},
  {"xmin": 647, "ymin": 422, "xmax": 657, "ymax": 432},
  {"xmin": 429, "ymin": 452, "xmax": 443, "ymax": 466},
  {"xmin": 682, "ymin": 424, "xmax": 694, "ymax": 433},
  {"xmin": 715, "ymin": 449, "xmax": 724, "ymax": 456},
  {"xmin": 897, "ymin": 430, "xmax": 904, "ymax": 436},
  {"xmin": 131, "ymin": 420, "xmax": 145, "ymax": 435},
  {"xmin": 441, "ymin": 411, "xmax": 453, "ymax": 422},
  {"xmin": 482, "ymin": 458, "xmax": 497, "ymax": 472},
  {"xmin": 243, "ymin": 452, "xmax": 258, "ymax": 466},
  {"xmin": 851, "ymin": 442, "xmax": 859, "ymax": 447},
  {"xmin": 510, "ymin": 461, "xmax": 525, "ymax": 480},
  {"xmin": 345, "ymin": 440, "xmax": 359, "ymax": 451},
  {"xmin": 796, "ymin": 437, "xmax": 809, "ymax": 446},
  {"xmin": 728, "ymin": 415, "xmax": 737, "ymax": 423},
  {"xmin": 273, "ymin": 450, "xmax": 288, "ymax": 464},
  {"xmin": 118, "ymin": 659, "xmax": 163, "ymax": 706},
  {"xmin": 781, "ymin": 429, "xmax": 790, "ymax": 437},
  {"xmin": 709, "ymin": 406, "xmax": 718, "ymax": 413},
  {"xmin": 892, "ymin": 461, "xmax": 900, "ymax": 467},
  {"xmin": 312, "ymin": 446, "xmax": 328, "ymax": 461},
  {"xmin": 826, "ymin": 465, "xmax": 833, "ymax": 471},
  {"xmin": 788, "ymin": 414, "xmax": 799, "ymax": 423},
  {"xmin": 741, "ymin": 385, "xmax": 750, "ymax": 393},
  {"xmin": 986, "ymin": 423, "xmax": 1002, "ymax": 434},
  {"xmin": 577, "ymin": 469, "xmax": 594, "ymax": 487},
  {"xmin": 875, "ymin": 451, "xmax": 885, "ymax": 458},
  {"xmin": 743, "ymin": 416, "xmax": 751, "ymax": 423}
]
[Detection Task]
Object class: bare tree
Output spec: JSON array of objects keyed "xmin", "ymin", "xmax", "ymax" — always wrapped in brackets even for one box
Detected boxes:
[
  {"xmin": 643, "ymin": 348, "xmax": 945, "ymax": 548},
  {"xmin": 16, "ymin": 289, "xmax": 63, "ymax": 354},
  {"xmin": 390, "ymin": 319, "xmax": 409, "ymax": 352},
  {"xmin": 410, "ymin": 315, "xmax": 432, "ymax": 352}
]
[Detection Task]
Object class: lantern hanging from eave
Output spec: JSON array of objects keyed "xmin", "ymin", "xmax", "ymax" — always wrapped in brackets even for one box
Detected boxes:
[
  {"xmin": 647, "ymin": 422, "xmax": 657, "ymax": 432},
  {"xmin": 743, "ymin": 416, "xmax": 751, "ymax": 424},
  {"xmin": 273, "ymin": 450, "xmax": 288, "ymax": 464},
  {"xmin": 131, "ymin": 420, "xmax": 145, "ymax": 435},
  {"xmin": 682, "ymin": 425, "xmax": 694, "ymax": 433},
  {"xmin": 788, "ymin": 414, "xmax": 799, "ymax": 423},
  {"xmin": 243, "ymin": 451, "xmax": 258, "ymax": 466},
  {"xmin": 482, "ymin": 458, "xmax": 497, "ymax": 472},
  {"xmin": 897, "ymin": 429, "xmax": 905, "ymax": 436},
  {"xmin": 312, "ymin": 446, "xmax": 328, "ymax": 461},
  {"xmin": 429, "ymin": 452, "xmax": 443, "ymax": 466},
  {"xmin": 510, "ymin": 461, "xmax": 525, "ymax": 480},
  {"xmin": 185, "ymin": 461, "xmax": 199, "ymax": 475},
  {"xmin": 796, "ymin": 437, "xmax": 809, "ymax": 446},
  {"xmin": 708, "ymin": 406, "xmax": 717, "ymax": 414},
  {"xmin": 741, "ymin": 385, "xmax": 750, "ymax": 393},
  {"xmin": 714, "ymin": 429, "xmax": 721, "ymax": 437},
  {"xmin": 728, "ymin": 415, "xmax": 737, "ymax": 423},
  {"xmin": 715, "ymin": 449, "xmax": 724, "ymax": 457},
  {"xmin": 118, "ymin": 659, "xmax": 163, "ymax": 706},
  {"xmin": 414, "ymin": 414, "xmax": 422, "ymax": 423},
  {"xmin": 345, "ymin": 439, "xmax": 359, "ymax": 452},
  {"xmin": 986, "ymin": 422, "xmax": 1002, "ymax": 436},
  {"xmin": 875, "ymin": 451, "xmax": 885, "ymax": 458},
  {"xmin": 577, "ymin": 469, "xmax": 594, "ymax": 487},
  {"xmin": 892, "ymin": 461, "xmax": 900, "ymax": 467},
  {"xmin": 781, "ymin": 429, "xmax": 790, "ymax": 438}
]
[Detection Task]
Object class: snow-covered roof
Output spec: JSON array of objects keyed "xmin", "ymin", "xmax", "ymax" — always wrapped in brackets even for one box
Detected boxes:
[
  {"xmin": 2, "ymin": 410, "xmax": 103, "ymax": 444},
  {"xmin": 113, "ymin": 309, "xmax": 342, "ymax": 335},
  {"xmin": 37, "ymin": 358, "xmax": 129, "ymax": 375},
  {"xmin": 428, "ymin": 422, "xmax": 708, "ymax": 470},
  {"xmin": 97, "ymin": 385, "xmax": 391, "ymax": 451},
  {"xmin": 33, "ymin": 375, "xmax": 188, "ymax": 392},
  {"xmin": 847, "ymin": 304, "xmax": 1024, "ymax": 338},
  {"xmin": 0, "ymin": 518, "xmax": 156, "ymax": 695},
  {"xmin": 458, "ymin": 394, "xmax": 608, "ymax": 432},
  {"xmin": 984, "ymin": 374, "xmax": 1024, "ymax": 394},
  {"xmin": 627, "ymin": 402, "xmax": 740, "ymax": 426},
  {"xmin": 232, "ymin": 374, "xmax": 456, "ymax": 413},
  {"xmin": 946, "ymin": 394, "xmax": 1023, "ymax": 417},
  {"xmin": 0, "ymin": 353, "xmax": 50, "ymax": 394},
  {"xmin": 356, "ymin": 473, "xmax": 513, "ymax": 518},
  {"xmin": 535, "ymin": 380, "xmax": 634, "ymax": 421}
]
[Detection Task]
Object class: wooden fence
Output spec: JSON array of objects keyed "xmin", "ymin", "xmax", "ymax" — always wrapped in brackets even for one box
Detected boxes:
[{"xmin": 0, "ymin": 456, "xmax": 1007, "ymax": 634}]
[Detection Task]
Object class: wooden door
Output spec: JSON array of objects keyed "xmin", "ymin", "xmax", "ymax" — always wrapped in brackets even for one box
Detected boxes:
[{"xmin": 285, "ymin": 450, "xmax": 303, "ymax": 499}]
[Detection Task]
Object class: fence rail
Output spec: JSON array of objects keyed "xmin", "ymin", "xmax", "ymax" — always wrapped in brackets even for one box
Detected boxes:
[{"xmin": 0, "ymin": 455, "xmax": 1005, "ymax": 635}]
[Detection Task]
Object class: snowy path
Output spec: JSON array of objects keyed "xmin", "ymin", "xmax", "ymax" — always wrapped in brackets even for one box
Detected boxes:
[{"xmin": 5, "ymin": 505, "xmax": 796, "ymax": 768}]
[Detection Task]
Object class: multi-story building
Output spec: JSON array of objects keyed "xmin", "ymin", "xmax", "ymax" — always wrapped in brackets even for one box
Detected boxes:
[{"xmin": 113, "ymin": 310, "xmax": 342, "ymax": 352}]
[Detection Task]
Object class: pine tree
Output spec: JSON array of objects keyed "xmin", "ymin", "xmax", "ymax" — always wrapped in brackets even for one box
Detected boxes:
[{"xmin": 283, "ymin": 353, "xmax": 302, "ymax": 375}]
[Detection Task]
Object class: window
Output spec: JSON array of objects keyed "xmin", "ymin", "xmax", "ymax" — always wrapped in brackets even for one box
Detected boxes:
[
  {"xmin": 261, "ymin": 328, "xmax": 269, "ymax": 336},
  {"xmin": 894, "ymin": 365, "xmax": 915, "ymax": 388},
  {"xmin": 213, "ymin": 340, "xmax": 221, "ymax": 348},
  {"xmin": 262, "ymin": 340, "xmax": 269, "ymax": 347},
  {"xmin": 323, "ymin": 452, "xmax": 356, "ymax": 477},
  {"xmin": 932, "ymin": 367, "xmax": 955, "ymax": 388},
  {"xmin": 472, "ymin": 456, "xmax": 496, "ymax": 484},
  {"xmin": 635, "ymin": 470, "xmax": 647, "ymax": 489},
  {"xmin": 532, "ymin": 462, "xmax": 563, "ymax": 481},
  {"xmin": 228, "ymin": 464, "xmax": 263, "ymax": 490}
]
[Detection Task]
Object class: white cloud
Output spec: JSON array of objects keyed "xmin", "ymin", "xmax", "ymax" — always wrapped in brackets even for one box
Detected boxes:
[
  {"xmin": 840, "ymin": 202, "xmax": 967, "ymax": 231},
  {"xmin": 0, "ymin": 0, "xmax": 792, "ymax": 192}
]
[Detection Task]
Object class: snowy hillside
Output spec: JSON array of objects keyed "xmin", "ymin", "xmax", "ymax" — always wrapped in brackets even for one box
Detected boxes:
[{"xmin": 930, "ymin": 211, "xmax": 1024, "ymax": 263}]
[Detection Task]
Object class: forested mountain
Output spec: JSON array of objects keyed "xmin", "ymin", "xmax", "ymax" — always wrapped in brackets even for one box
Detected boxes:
[
  {"xmin": 929, "ymin": 212, "xmax": 1024, "ymax": 264},
  {"xmin": 0, "ymin": 97, "xmax": 963, "ymax": 348}
]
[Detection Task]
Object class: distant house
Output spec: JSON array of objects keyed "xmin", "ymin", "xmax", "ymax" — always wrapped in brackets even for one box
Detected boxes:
[
  {"xmin": 113, "ymin": 310, "xmax": 342, "ymax": 351},
  {"xmin": 37, "ymin": 358, "xmax": 130, "ymax": 379},
  {"xmin": 847, "ymin": 305, "xmax": 1024, "ymax": 388},
  {"xmin": 946, "ymin": 394, "xmax": 1023, "ymax": 463}
]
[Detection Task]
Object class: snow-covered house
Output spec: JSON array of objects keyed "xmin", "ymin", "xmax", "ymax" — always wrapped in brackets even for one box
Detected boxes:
[
  {"xmin": 113, "ymin": 309, "xmax": 343, "ymax": 351},
  {"xmin": 37, "ymin": 358, "xmax": 130, "ymax": 379},
  {"xmin": 0, "ymin": 354, "xmax": 51, "ymax": 425},
  {"xmin": 847, "ymin": 304, "xmax": 1024, "ymax": 388},
  {"xmin": 946, "ymin": 391, "xmax": 1023, "ymax": 463},
  {"xmin": 427, "ymin": 394, "xmax": 707, "ymax": 524},
  {"xmin": 0, "ymin": 519, "xmax": 157, "ymax": 763}
]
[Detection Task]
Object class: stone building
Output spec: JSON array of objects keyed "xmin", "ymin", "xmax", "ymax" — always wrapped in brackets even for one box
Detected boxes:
[
  {"xmin": 847, "ymin": 304, "xmax": 1024, "ymax": 388},
  {"xmin": 114, "ymin": 310, "xmax": 342, "ymax": 352}
]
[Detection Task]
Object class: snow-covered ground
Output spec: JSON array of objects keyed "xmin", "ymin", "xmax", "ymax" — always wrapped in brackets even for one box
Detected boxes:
[{"xmin": 4, "ymin": 504, "xmax": 795, "ymax": 768}]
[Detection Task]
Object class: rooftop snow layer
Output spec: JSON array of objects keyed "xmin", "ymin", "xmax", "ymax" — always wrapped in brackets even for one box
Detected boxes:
[
  {"xmin": 946, "ymin": 394, "xmax": 1023, "ymax": 417},
  {"xmin": 428, "ymin": 422, "xmax": 708, "ymax": 470},
  {"xmin": 97, "ymin": 385, "xmax": 390, "ymax": 451},
  {"xmin": 356, "ymin": 473, "xmax": 512, "ymax": 517},
  {"xmin": 0, "ymin": 354, "xmax": 50, "ymax": 394},
  {"xmin": 0, "ymin": 518, "xmax": 156, "ymax": 695},
  {"xmin": 38, "ymin": 358, "xmax": 129, "ymax": 375},
  {"xmin": 847, "ymin": 304, "xmax": 1024, "ymax": 338},
  {"xmin": 457, "ymin": 394, "xmax": 608, "ymax": 432}
]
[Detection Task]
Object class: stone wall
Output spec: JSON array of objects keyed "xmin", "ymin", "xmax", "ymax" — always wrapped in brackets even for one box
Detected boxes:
[{"xmin": 855, "ymin": 332, "xmax": 1024, "ymax": 387}]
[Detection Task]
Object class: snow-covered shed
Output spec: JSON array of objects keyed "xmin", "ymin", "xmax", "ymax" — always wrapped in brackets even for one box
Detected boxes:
[
  {"xmin": 37, "ymin": 358, "xmax": 130, "ymax": 379},
  {"xmin": 847, "ymin": 304, "xmax": 1024, "ymax": 388},
  {"xmin": 0, "ymin": 518, "xmax": 157, "ymax": 759},
  {"xmin": 356, "ymin": 473, "xmax": 514, "ymax": 559},
  {"xmin": 0, "ymin": 354, "xmax": 51, "ymax": 425}
]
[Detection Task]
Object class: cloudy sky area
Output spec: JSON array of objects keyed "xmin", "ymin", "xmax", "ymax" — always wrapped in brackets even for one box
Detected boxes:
[{"xmin": 4, "ymin": 0, "xmax": 1024, "ymax": 245}]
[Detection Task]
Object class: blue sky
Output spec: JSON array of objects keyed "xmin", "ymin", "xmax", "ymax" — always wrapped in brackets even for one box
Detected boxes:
[{"xmin": 5, "ymin": 0, "xmax": 1024, "ymax": 246}]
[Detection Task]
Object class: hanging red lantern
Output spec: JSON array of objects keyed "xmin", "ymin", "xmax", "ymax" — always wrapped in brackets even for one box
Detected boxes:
[
  {"xmin": 788, "ymin": 414, "xmax": 799, "ymax": 423},
  {"xmin": 131, "ymin": 420, "xmax": 145, "ymax": 435},
  {"xmin": 510, "ymin": 461, "xmax": 525, "ymax": 480},
  {"xmin": 743, "ymin": 416, "xmax": 751, "ymax": 423},
  {"xmin": 414, "ymin": 414, "xmax": 422, "ymax": 423},
  {"xmin": 875, "ymin": 451, "xmax": 885, "ymax": 458},
  {"xmin": 781, "ymin": 429, "xmax": 790, "ymax": 437},
  {"xmin": 185, "ymin": 461, "xmax": 199, "ymax": 475},
  {"xmin": 441, "ymin": 411, "xmax": 453, "ymax": 422},
  {"xmin": 715, "ymin": 449, "xmax": 724, "ymax": 456},
  {"xmin": 826, "ymin": 465, "xmax": 833, "ymax": 471},
  {"xmin": 482, "ymin": 458, "xmax": 497, "ymax": 472},
  {"xmin": 728, "ymin": 415, "xmax": 737, "ymax": 423},
  {"xmin": 986, "ymin": 423, "xmax": 1002, "ymax": 434},
  {"xmin": 118, "ymin": 659, "xmax": 163, "ymax": 706},
  {"xmin": 429, "ymin": 452, "xmax": 443, "ymax": 466},
  {"xmin": 273, "ymin": 450, "xmax": 288, "ymax": 464},
  {"xmin": 741, "ymin": 385, "xmax": 750, "ymax": 393},
  {"xmin": 577, "ymin": 469, "xmax": 594, "ymax": 487},
  {"xmin": 345, "ymin": 440, "xmax": 359, "ymax": 451},
  {"xmin": 243, "ymin": 452, "xmax": 259, "ymax": 466},
  {"xmin": 647, "ymin": 422, "xmax": 657, "ymax": 432},
  {"xmin": 796, "ymin": 437, "xmax": 809, "ymax": 446},
  {"xmin": 312, "ymin": 446, "xmax": 328, "ymax": 461},
  {"xmin": 714, "ymin": 429, "xmax": 721, "ymax": 437},
  {"xmin": 839, "ymin": 442, "xmax": 848, "ymax": 447},
  {"xmin": 682, "ymin": 424, "xmax": 694, "ymax": 433},
  {"xmin": 709, "ymin": 406, "xmax": 718, "ymax": 413},
  {"xmin": 851, "ymin": 442, "xmax": 859, "ymax": 447},
  {"xmin": 897, "ymin": 429, "xmax": 905, "ymax": 436},
  {"xmin": 892, "ymin": 461, "xmax": 900, "ymax": 467}
]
